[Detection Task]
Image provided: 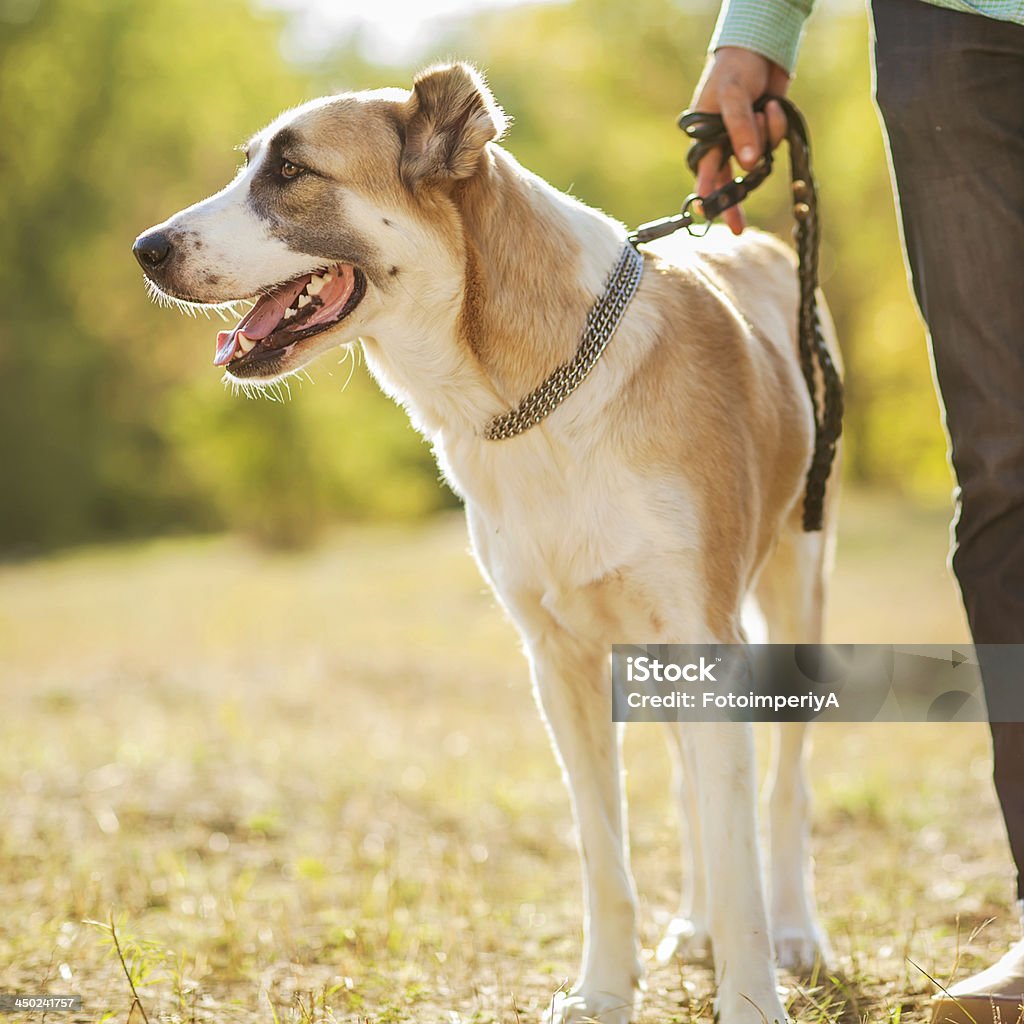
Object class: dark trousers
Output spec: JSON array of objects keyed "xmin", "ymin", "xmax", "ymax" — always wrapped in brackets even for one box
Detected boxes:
[{"xmin": 872, "ymin": 0, "xmax": 1024, "ymax": 902}]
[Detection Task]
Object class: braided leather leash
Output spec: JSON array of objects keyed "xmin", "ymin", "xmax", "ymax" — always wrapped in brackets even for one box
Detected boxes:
[{"xmin": 629, "ymin": 96, "xmax": 843, "ymax": 533}]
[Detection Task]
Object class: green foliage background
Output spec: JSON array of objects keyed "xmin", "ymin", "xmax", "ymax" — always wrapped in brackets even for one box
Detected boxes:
[{"xmin": 0, "ymin": 0, "xmax": 949, "ymax": 553}]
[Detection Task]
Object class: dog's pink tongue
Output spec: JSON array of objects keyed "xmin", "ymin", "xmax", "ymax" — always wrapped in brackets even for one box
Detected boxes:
[
  {"xmin": 307, "ymin": 265, "xmax": 356, "ymax": 327},
  {"xmin": 213, "ymin": 276, "xmax": 310, "ymax": 365},
  {"xmin": 214, "ymin": 329, "xmax": 243, "ymax": 366}
]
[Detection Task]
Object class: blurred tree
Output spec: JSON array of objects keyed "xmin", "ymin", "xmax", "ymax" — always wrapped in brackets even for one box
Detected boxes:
[{"xmin": 0, "ymin": 0, "xmax": 451, "ymax": 553}]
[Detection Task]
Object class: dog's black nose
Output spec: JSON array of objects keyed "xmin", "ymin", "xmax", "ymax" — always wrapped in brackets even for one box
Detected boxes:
[{"xmin": 133, "ymin": 231, "xmax": 172, "ymax": 271}]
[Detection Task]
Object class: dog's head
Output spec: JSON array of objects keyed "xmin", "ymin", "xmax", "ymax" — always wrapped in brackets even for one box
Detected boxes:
[{"xmin": 133, "ymin": 63, "xmax": 507, "ymax": 382}]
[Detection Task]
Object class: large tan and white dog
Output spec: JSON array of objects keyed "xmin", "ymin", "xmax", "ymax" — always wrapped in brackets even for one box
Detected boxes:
[{"xmin": 134, "ymin": 64, "xmax": 838, "ymax": 1024}]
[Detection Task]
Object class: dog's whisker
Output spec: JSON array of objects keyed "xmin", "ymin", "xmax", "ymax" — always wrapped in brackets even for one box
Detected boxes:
[
  {"xmin": 144, "ymin": 276, "xmax": 248, "ymax": 321},
  {"xmin": 336, "ymin": 347, "xmax": 357, "ymax": 393},
  {"xmin": 212, "ymin": 303, "xmax": 241, "ymax": 323}
]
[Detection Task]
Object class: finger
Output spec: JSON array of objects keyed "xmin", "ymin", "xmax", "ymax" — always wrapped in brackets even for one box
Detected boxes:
[
  {"xmin": 705, "ymin": 153, "xmax": 747, "ymax": 233},
  {"xmin": 720, "ymin": 164, "xmax": 746, "ymax": 233},
  {"xmin": 719, "ymin": 85, "xmax": 762, "ymax": 169},
  {"xmin": 705, "ymin": 158, "xmax": 733, "ymax": 200},
  {"xmin": 694, "ymin": 149, "xmax": 725, "ymax": 200},
  {"xmin": 710, "ymin": 161, "xmax": 745, "ymax": 234},
  {"xmin": 724, "ymin": 204, "xmax": 746, "ymax": 235},
  {"xmin": 765, "ymin": 99, "xmax": 788, "ymax": 149},
  {"xmin": 754, "ymin": 111, "xmax": 769, "ymax": 154}
]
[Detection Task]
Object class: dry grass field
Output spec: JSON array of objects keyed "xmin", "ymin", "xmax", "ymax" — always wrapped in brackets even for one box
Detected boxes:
[{"xmin": 0, "ymin": 489, "xmax": 1017, "ymax": 1024}]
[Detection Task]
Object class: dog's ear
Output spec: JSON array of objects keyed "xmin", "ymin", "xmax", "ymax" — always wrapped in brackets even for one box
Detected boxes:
[{"xmin": 400, "ymin": 63, "xmax": 508, "ymax": 187}]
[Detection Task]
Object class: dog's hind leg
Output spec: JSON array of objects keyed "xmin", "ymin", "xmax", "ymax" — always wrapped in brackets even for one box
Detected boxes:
[
  {"xmin": 691, "ymin": 717, "xmax": 789, "ymax": 1024},
  {"xmin": 755, "ymin": 523, "xmax": 834, "ymax": 974},
  {"xmin": 655, "ymin": 727, "xmax": 711, "ymax": 964},
  {"xmin": 765, "ymin": 720, "xmax": 831, "ymax": 974},
  {"xmin": 527, "ymin": 630, "xmax": 642, "ymax": 1024}
]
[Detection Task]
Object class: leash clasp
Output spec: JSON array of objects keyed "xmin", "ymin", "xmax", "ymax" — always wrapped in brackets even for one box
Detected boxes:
[
  {"xmin": 626, "ymin": 194, "xmax": 713, "ymax": 248},
  {"xmin": 681, "ymin": 194, "xmax": 712, "ymax": 237}
]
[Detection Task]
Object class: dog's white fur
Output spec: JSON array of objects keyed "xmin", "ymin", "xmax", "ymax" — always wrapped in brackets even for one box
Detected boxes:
[{"xmin": 136, "ymin": 64, "xmax": 839, "ymax": 1024}]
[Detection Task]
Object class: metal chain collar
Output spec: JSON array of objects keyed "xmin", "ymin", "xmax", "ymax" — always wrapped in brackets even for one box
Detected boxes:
[{"xmin": 483, "ymin": 241, "xmax": 645, "ymax": 441}]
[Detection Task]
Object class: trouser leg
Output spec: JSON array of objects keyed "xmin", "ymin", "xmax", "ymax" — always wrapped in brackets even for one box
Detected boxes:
[{"xmin": 871, "ymin": 0, "xmax": 1024, "ymax": 901}]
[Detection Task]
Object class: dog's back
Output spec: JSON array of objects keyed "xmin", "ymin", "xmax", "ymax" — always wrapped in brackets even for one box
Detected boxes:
[{"xmin": 649, "ymin": 226, "xmax": 800, "ymax": 363}]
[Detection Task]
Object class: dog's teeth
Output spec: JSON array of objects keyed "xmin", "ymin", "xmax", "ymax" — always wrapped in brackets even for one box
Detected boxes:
[
  {"xmin": 307, "ymin": 275, "xmax": 325, "ymax": 296},
  {"xmin": 284, "ymin": 308, "xmax": 296, "ymax": 319},
  {"xmin": 238, "ymin": 334, "xmax": 256, "ymax": 353},
  {"xmin": 297, "ymin": 294, "xmax": 311, "ymax": 308}
]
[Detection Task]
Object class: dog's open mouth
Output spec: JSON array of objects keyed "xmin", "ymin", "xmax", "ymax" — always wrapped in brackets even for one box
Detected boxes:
[{"xmin": 214, "ymin": 263, "xmax": 366, "ymax": 371}]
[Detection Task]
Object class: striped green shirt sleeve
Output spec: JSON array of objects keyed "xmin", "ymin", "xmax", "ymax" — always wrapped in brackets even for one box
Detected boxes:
[
  {"xmin": 709, "ymin": 0, "xmax": 816, "ymax": 74},
  {"xmin": 710, "ymin": 0, "xmax": 1024, "ymax": 75}
]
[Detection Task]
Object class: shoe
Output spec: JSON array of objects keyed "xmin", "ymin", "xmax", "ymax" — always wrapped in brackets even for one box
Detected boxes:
[
  {"xmin": 932, "ymin": 992, "xmax": 1024, "ymax": 1024},
  {"xmin": 932, "ymin": 932, "xmax": 1024, "ymax": 1024}
]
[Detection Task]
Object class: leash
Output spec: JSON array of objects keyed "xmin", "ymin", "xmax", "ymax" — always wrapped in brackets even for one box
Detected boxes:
[{"xmin": 628, "ymin": 95, "xmax": 843, "ymax": 533}]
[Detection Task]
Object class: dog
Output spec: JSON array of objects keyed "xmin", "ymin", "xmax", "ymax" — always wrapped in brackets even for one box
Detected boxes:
[{"xmin": 134, "ymin": 63, "xmax": 839, "ymax": 1024}]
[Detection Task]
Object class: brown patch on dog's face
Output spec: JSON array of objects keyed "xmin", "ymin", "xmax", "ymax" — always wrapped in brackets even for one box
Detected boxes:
[
  {"xmin": 241, "ymin": 99, "xmax": 414, "ymax": 289},
  {"xmin": 134, "ymin": 66, "xmax": 512, "ymax": 386}
]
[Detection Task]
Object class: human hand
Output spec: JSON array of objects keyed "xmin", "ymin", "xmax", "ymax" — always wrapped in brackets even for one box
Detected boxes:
[{"xmin": 689, "ymin": 47, "xmax": 791, "ymax": 234}]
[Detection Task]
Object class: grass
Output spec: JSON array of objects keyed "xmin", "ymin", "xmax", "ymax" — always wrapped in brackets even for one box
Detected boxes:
[{"xmin": 0, "ymin": 488, "xmax": 1017, "ymax": 1023}]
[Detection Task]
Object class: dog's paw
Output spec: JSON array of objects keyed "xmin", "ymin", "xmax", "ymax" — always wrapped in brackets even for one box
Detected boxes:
[
  {"xmin": 716, "ymin": 986, "xmax": 789, "ymax": 1024},
  {"xmin": 543, "ymin": 988, "xmax": 635, "ymax": 1024},
  {"xmin": 655, "ymin": 916, "xmax": 711, "ymax": 964},
  {"xmin": 773, "ymin": 924, "xmax": 832, "ymax": 975}
]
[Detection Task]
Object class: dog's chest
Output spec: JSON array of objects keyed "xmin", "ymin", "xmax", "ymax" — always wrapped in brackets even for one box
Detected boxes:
[{"xmin": 437, "ymin": 434, "xmax": 695, "ymax": 601}]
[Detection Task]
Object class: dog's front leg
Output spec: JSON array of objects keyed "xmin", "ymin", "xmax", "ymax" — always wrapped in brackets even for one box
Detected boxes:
[
  {"xmin": 691, "ymin": 722, "xmax": 789, "ymax": 1024},
  {"xmin": 530, "ymin": 633, "xmax": 641, "ymax": 1024}
]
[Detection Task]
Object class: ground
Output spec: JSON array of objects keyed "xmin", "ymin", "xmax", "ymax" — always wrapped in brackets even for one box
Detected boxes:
[{"xmin": 0, "ymin": 489, "xmax": 1017, "ymax": 1024}]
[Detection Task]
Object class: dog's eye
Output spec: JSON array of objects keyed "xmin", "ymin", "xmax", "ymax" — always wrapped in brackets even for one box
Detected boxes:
[{"xmin": 280, "ymin": 160, "xmax": 305, "ymax": 180}]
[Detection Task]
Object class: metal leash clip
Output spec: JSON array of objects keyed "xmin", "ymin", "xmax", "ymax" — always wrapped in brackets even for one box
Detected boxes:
[{"xmin": 627, "ymin": 199, "xmax": 705, "ymax": 246}]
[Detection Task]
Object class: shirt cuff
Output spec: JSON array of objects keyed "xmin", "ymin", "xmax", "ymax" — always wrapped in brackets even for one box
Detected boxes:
[{"xmin": 709, "ymin": 0, "xmax": 813, "ymax": 74}]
